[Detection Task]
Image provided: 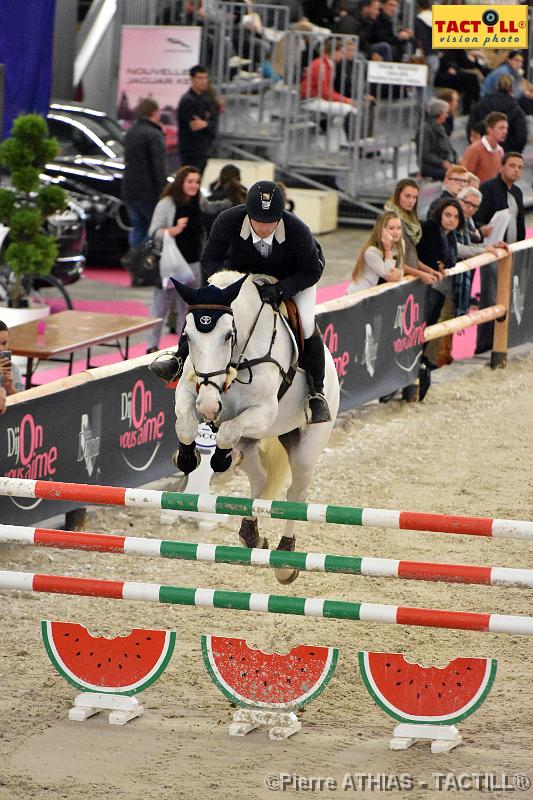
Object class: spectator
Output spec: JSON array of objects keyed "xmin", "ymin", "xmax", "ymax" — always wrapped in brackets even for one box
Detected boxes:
[
  {"xmin": 469, "ymin": 121, "xmax": 486, "ymax": 145},
  {"xmin": 333, "ymin": 37, "xmax": 358, "ymax": 98},
  {"xmin": 455, "ymin": 186, "xmax": 508, "ymax": 316},
  {"xmin": 200, "ymin": 164, "xmax": 247, "ymax": 236},
  {"xmin": 122, "ymin": 98, "xmax": 167, "ymax": 247},
  {"xmin": 474, "ymin": 151, "xmax": 525, "ymax": 353},
  {"xmin": 0, "ymin": 386, "xmax": 6, "ymax": 413},
  {"xmin": 347, "ymin": 211, "xmax": 404, "ymax": 293},
  {"xmin": 346, "ymin": 0, "xmax": 390, "ymax": 61},
  {"xmin": 435, "ymin": 88, "xmax": 460, "ymax": 136},
  {"xmin": 420, "ymin": 98, "xmax": 458, "ymax": 180},
  {"xmin": 0, "ymin": 321, "xmax": 23, "ymax": 395},
  {"xmin": 427, "ymin": 164, "xmax": 469, "ymax": 217},
  {"xmin": 414, "ymin": 0, "xmax": 438, "ymax": 82},
  {"xmin": 467, "ymin": 75, "xmax": 527, "ymax": 154},
  {"xmin": 481, "ymin": 50, "xmax": 533, "ymax": 114},
  {"xmin": 146, "ymin": 166, "xmax": 203, "ymax": 354},
  {"xmin": 177, "ymin": 65, "xmax": 217, "ymax": 175},
  {"xmin": 332, "ymin": 0, "xmax": 359, "ymax": 34},
  {"xmin": 302, "ymin": 0, "xmax": 334, "ymax": 28},
  {"xmin": 434, "ymin": 50, "xmax": 484, "ymax": 114},
  {"xmin": 368, "ymin": 0, "xmax": 415, "ymax": 62},
  {"xmin": 300, "ymin": 38, "xmax": 358, "ymax": 143},
  {"xmin": 416, "ymin": 197, "xmax": 464, "ymax": 396},
  {"xmin": 466, "ymin": 171, "xmax": 481, "ymax": 189},
  {"xmin": 384, "ymin": 179, "xmax": 440, "ymax": 284},
  {"xmin": 461, "ymin": 111, "xmax": 508, "ymax": 184}
]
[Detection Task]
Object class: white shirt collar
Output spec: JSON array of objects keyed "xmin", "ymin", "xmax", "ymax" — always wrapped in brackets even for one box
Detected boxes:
[
  {"xmin": 481, "ymin": 135, "xmax": 503, "ymax": 154},
  {"xmin": 240, "ymin": 216, "xmax": 286, "ymax": 244}
]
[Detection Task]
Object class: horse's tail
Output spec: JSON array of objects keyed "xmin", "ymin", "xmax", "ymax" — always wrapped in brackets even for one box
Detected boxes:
[{"xmin": 258, "ymin": 437, "xmax": 290, "ymax": 499}]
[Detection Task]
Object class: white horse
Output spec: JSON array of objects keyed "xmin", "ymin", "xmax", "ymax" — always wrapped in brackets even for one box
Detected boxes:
[{"xmin": 172, "ymin": 271, "xmax": 340, "ymax": 583}]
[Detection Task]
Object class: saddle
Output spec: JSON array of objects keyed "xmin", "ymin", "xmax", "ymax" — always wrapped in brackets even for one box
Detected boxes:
[{"xmin": 280, "ymin": 298, "xmax": 305, "ymax": 360}]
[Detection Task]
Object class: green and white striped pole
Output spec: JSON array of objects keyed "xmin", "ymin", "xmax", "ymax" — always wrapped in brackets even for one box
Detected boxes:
[
  {"xmin": 0, "ymin": 478, "xmax": 532, "ymax": 540},
  {"xmin": 1, "ymin": 570, "xmax": 532, "ymax": 635}
]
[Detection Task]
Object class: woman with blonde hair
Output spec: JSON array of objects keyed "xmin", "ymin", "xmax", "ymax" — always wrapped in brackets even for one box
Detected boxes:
[{"xmin": 347, "ymin": 211, "xmax": 405, "ymax": 294}]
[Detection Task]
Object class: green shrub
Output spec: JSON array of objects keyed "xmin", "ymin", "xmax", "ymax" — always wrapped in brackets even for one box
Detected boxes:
[{"xmin": 0, "ymin": 113, "xmax": 66, "ymax": 284}]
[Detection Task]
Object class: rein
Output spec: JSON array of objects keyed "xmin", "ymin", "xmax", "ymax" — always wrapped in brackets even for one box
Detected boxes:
[{"xmin": 232, "ymin": 303, "xmax": 296, "ymax": 400}]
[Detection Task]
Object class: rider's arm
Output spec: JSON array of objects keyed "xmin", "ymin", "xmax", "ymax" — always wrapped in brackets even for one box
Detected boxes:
[{"xmin": 277, "ymin": 221, "xmax": 324, "ymax": 299}]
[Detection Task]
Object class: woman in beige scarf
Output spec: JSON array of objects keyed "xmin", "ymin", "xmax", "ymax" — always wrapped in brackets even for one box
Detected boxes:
[{"xmin": 384, "ymin": 179, "xmax": 440, "ymax": 285}]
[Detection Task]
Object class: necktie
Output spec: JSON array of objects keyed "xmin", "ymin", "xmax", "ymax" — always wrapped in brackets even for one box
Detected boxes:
[{"xmin": 255, "ymin": 240, "xmax": 271, "ymax": 258}]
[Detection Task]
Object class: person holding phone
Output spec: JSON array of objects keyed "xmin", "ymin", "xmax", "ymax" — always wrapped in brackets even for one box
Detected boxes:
[{"xmin": 0, "ymin": 320, "xmax": 23, "ymax": 394}]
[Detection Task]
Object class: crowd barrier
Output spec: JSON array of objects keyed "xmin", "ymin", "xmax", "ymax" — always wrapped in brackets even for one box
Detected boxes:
[{"xmin": 1, "ymin": 242, "xmax": 532, "ymax": 526}]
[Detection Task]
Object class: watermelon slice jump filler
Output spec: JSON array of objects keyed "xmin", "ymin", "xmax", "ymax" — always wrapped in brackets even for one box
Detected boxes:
[
  {"xmin": 359, "ymin": 651, "xmax": 498, "ymax": 753},
  {"xmin": 41, "ymin": 620, "xmax": 176, "ymax": 725}
]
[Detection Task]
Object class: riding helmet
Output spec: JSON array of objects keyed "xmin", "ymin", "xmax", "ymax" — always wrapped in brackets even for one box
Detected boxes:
[{"xmin": 245, "ymin": 180, "xmax": 285, "ymax": 222}]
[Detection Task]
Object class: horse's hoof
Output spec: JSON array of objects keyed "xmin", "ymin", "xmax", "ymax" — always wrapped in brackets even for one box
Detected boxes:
[
  {"xmin": 274, "ymin": 535, "xmax": 299, "ymax": 584},
  {"xmin": 238, "ymin": 517, "xmax": 268, "ymax": 549},
  {"xmin": 240, "ymin": 535, "xmax": 269, "ymax": 550},
  {"xmin": 274, "ymin": 566, "xmax": 299, "ymax": 585},
  {"xmin": 210, "ymin": 446, "xmax": 233, "ymax": 473},
  {"xmin": 172, "ymin": 447, "xmax": 200, "ymax": 475}
]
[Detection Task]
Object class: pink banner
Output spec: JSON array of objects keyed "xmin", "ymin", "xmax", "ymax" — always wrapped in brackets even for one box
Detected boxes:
[{"xmin": 116, "ymin": 26, "xmax": 202, "ymax": 152}]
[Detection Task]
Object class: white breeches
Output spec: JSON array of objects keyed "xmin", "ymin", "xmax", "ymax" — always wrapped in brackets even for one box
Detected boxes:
[{"xmin": 293, "ymin": 284, "xmax": 316, "ymax": 339}]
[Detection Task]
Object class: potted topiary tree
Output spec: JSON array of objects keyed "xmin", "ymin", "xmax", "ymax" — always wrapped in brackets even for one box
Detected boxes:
[{"xmin": 0, "ymin": 113, "xmax": 67, "ymax": 307}]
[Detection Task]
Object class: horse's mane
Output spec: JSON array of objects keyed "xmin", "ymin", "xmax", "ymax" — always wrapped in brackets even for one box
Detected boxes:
[
  {"xmin": 208, "ymin": 270, "xmax": 247, "ymax": 289},
  {"xmin": 208, "ymin": 271, "xmax": 277, "ymax": 289}
]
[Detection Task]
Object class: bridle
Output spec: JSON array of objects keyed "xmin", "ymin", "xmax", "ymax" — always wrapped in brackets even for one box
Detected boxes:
[
  {"xmin": 187, "ymin": 303, "xmax": 237, "ymax": 393},
  {"xmin": 187, "ymin": 298, "xmax": 296, "ymax": 400}
]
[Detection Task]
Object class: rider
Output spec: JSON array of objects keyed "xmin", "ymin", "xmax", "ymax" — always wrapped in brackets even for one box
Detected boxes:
[{"xmin": 150, "ymin": 179, "xmax": 331, "ymax": 423}]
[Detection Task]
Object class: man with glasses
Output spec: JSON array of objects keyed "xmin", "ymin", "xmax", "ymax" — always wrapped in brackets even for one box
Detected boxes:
[{"xmin": 427, "ymin": 164, "xmax": 469, "ymax": 218}]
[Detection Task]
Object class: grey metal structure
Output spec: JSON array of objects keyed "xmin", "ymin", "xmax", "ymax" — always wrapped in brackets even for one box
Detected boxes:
[{"xmin": 73, "ymin": 0, "xmax": 427, "ymax": 219}]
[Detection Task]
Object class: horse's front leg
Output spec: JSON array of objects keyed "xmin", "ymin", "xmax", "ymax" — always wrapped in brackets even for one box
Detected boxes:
[
  {"xmin": 211, "ymin": 402, "xmax": 277, "ymax": 473},
  {"xmin": 174, "ymin": 383, "xmax": 200, "ymax": 474}
]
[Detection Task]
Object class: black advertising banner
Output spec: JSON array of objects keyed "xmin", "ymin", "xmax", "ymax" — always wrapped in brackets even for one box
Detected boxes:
[
  {"xmin": 0, "ymin": 368, "xmax": 178, "ymax": 525},
  {"xmin": 508, "ymin": 247, "xmax": 533, "ymax": 348},
  {"xmin": 318, "ymin": 281, "xmax": 427, "ymax": 412}
]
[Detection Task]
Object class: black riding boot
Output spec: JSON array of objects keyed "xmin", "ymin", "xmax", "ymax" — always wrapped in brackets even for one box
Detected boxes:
[
  {"xmin": 149, "ymin": 338, "xmax": 189, "ymax": 383},
  {"xmin": 303, "ymin": 327, "xmax": 331, "ymax": 424}
]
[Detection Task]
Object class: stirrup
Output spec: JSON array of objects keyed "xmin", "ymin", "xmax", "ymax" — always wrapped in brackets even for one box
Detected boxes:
[
  {"xmin": 149, "ymin": 351, "xmax": 184, "ymax": 384},
  {"xmin": 305, "ymin": 392, "xmax": 331, "ymax": 424}
]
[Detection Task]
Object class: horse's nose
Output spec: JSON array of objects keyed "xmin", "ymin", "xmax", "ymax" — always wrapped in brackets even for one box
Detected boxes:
[{"xmin": 197, "ymin": 386, "xmax": 222, "ymax": 421}]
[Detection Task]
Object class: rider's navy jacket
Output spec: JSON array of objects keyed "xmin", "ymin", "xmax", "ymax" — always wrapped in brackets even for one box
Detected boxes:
[{"xmin": 201, "ymin": 205, "xmax": 324, "ymax": 299}]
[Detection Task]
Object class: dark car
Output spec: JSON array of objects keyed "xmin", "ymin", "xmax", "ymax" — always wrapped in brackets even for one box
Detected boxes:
[
  {"xmin": 0, "ymin": 176, "xmax": 87, "ymax": 308},
  {"xmin": 44, "ymin": 102, "xmax": 131, "ymax": 263}
]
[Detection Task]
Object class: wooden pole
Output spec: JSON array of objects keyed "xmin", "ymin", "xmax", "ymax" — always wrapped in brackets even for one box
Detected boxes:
[
  {"xmin": 424, "ymin": 305, "xmax": 506, "ymax": 343},
  {"xmin": 491, "ymin": 253, "xmax": 513, "ymax": 369}
]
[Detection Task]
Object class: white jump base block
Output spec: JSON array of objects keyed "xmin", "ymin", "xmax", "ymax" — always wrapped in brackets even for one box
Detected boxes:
[
  {"xmin": 229, "ymin": 708, "xmax": 302, "ymax": 740},
  {"xmin": 68, "ymin": 692, "xmax": 144, "ymax": 726},
  {"xmin": 390, "ymin": 723, "xmax": 462, "ymax": 754}
]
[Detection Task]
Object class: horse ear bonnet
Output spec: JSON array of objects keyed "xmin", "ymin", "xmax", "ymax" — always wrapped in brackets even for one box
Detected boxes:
[{"xmin": 170, "ymin": 275, "xmax": 246, "ymax": 333}]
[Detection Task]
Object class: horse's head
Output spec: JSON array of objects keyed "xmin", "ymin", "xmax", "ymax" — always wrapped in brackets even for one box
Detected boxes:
[{"xmin": 171, "ymin": 273, "xmax": 247, "ymax": 422}]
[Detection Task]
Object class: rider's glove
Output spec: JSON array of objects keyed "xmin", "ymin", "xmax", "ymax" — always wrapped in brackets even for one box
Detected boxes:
[{"xmin": 255, "ymin": 281, "xmax": 283, "ymax": 307}]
